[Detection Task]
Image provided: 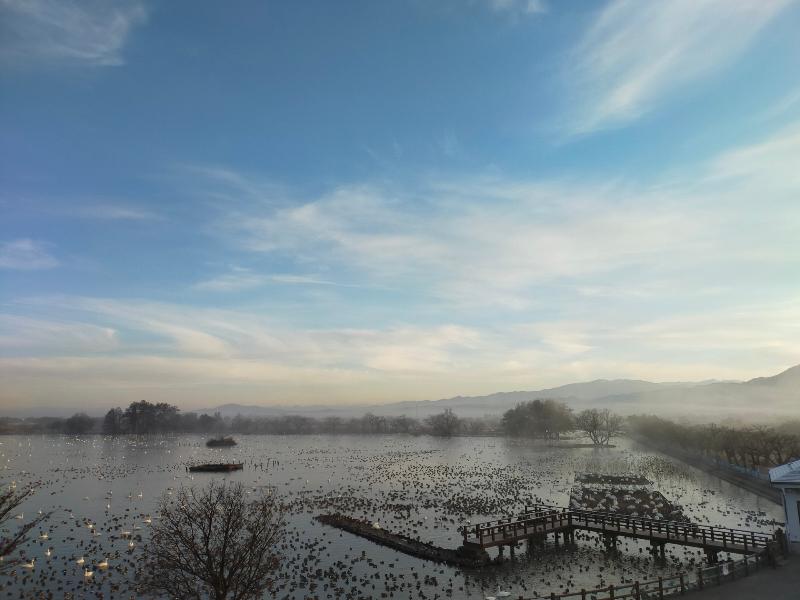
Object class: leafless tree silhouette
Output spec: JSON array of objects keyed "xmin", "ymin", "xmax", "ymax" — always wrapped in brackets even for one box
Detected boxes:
[
  {"xmin": 139, "ymin": 480, "xmax": 285, "ymax": 600},
  {"xmin": 0, "ymin": 484, "xmax": 49, "ymax": 573}
]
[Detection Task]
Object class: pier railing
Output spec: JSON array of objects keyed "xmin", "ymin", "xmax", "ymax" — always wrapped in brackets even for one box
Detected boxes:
[{"xmin": 465, "ymin": 504, "xmax": 774, "ymax": 552}]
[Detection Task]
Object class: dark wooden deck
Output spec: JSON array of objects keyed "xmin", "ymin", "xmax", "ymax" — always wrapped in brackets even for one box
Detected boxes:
[{"xmin": 462, "ymin": 504, "xmax": 776, "ymax": 558}]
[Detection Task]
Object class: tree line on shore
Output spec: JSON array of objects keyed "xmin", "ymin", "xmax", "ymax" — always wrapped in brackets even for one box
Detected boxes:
[
  {"xmin": 628, "ymin": 415, "xmax": 800, "ymax": 470},
  {"xmin": 0, "ymin": 398, "xmax": 628, "ymax": 446}
]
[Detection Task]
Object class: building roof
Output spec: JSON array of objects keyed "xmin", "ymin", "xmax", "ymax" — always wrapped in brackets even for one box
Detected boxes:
[{"xmin": 769, "ymin": 459, "xmax": 800, "ymax": 484}]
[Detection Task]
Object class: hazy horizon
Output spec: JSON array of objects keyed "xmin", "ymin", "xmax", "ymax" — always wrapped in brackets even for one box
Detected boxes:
[{"xmin": 2, "ymin": 1, "xmax": 800, "ymax": 414}]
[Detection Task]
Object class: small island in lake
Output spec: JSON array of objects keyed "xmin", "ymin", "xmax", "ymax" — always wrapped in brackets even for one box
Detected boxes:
[{"xmin": 206, "ymin": 436, "xmax": 237, "ymax": 448}]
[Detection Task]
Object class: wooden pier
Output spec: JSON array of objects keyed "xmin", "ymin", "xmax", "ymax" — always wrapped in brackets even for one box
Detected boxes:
[{"xmin": 462, "ymin": 504, "xmax": 782, "ymax": 563}]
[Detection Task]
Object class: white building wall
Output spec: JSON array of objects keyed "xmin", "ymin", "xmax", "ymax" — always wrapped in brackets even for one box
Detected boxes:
[{"xmin": 783, "ymin": 487, "xmax": 800, "ymax": 545}]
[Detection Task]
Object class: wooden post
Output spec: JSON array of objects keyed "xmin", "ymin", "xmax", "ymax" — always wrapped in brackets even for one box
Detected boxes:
[
  {"xmin": 697, "ymin": 567, "xmax": 704, "ymax": 589},
  {"xmin": 609, "ymin": 584, "xmax": 615, "ymax": 600},
  {"xmin": 633, "ymin": 581, "xmax": 640, "ymax": 600},
  {"xmin": 581, "ymin": 589, "xmax": 586, "ymax": 600},
  {"xmin": 658, "ymin": 576, "xmax": 663, "ymax": 599},
  {"xmin": 679, "ymin": 572, "xmax": 685, "ymax": 594},
  {"xmin": 550, "ymin": 593, "xmax": 557, "ymax": 600},
  {"xmin": 744, "ymin": 555, "xmax": 749, "ymax": 576},
  {"xmin": 716, "ymin": 564, "xmax": 721, "ymax": 586}
]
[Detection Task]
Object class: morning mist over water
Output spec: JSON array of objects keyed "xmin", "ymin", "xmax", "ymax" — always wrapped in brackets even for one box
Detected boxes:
[{"xmin": 1, "ymin": 1, "xmax": 799, "ymax": 599}]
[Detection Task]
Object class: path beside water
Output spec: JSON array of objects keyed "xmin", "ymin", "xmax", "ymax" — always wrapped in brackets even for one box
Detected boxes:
[{"xmin": 688, "ymin": 553, "xmax": 799, "ymax": 600}]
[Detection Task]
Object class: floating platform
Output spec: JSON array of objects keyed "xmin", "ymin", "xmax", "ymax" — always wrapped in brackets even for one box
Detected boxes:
[{"xmin": 188, "ymin": 462, "xmax": 244, "ymax": 473}]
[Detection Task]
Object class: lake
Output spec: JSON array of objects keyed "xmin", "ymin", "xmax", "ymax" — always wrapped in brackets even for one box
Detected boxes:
[{"xmin": 0, "ymin": 434, "xmax": 783, "ymax": 599}]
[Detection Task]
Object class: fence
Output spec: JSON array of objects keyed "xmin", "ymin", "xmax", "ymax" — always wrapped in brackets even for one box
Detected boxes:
[{"xmin": 524, "ymin": 548, "xmax": 774, "ymax": 599}]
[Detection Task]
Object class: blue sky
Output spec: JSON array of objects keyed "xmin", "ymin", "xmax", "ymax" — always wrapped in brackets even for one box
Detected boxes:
[{"xmin": 2, "ymin": 0, "xmax": 800, "ymax": 411}]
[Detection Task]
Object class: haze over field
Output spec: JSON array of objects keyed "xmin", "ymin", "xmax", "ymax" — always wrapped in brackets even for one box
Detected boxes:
[{"xmin": 2, "ymin": 1, "xmax": 800, "ymax": 414}]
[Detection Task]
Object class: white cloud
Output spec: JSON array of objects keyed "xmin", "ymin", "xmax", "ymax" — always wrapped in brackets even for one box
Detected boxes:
[
  {"xmin": 0, "ymin": 0, "xmax": 147, "ymax": 67},
  {"xmin": 708, "ymin": 120, "xmax": 800, "ymax": 187},
  {"xmin": 186, "ymin": 120, "xmax": 799, "ymax": 312},
  {"xmin": 0, "ymin": 315, "xmax": 117, "ymax": 352},
  {"xmin": 487, "ymin": 0, "xmax": 547, "ymax": 17},
  {"xmin": 76, "ymin": 204, "xmax": 161, "ymax": 220},
  {"xmin": 2, "ymin": 294, "xmax": 797, "ymax": 408},
  {"xmin": 194, "ymin": 267, "xmax": 359, "ymax": 293},
  {"xmin": 566, "ymin": 0, "xmax": 791, "ymax": 134},
  {"xmin": 0, "ymin": 238, "xmax": 58, "ymax": 270}
]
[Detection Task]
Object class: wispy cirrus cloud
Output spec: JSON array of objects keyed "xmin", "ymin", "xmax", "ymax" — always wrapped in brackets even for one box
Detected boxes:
[
  {"xmin": 0, "ymin": 238, "xmax": 58, "ymax": 270},
  {"xmin": 189, "ymin": 120, "xmax": 799, "ymax": 313},
  {"xmin": 565, "ymin": 0, "xmax": 792, "ymax": 135},
  {"xmin": 486, "ymin": 0, "xmax": 547, "ymax": 18},
  {"xmin": 194, "ymin": 267, "xmax": 375, "ymax": 292},
  {"xmin": 0, "ymin": 0, "xmax": 147, "ymax": 67},
  {"xmin": 0, "ymin": 314, "xmax": 117, "ymax": 353},
  {"xmin": 75, "ymin": 204, "xmax": 161, "ymax": 221}
]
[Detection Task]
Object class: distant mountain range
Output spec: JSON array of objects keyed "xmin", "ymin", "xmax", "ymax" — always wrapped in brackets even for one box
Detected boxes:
[
  {"xmin": 6, "ymin": 365, "xmax": 796, "ymax": 420},
  {"xmin": 200, "ymin": 364, "xmax": 800, "ymax": 420}
]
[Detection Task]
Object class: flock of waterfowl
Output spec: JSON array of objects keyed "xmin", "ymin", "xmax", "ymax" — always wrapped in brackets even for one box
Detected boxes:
[{"xmin": 0, "ymin": 435, "xmax": 784, "ymax": 599}]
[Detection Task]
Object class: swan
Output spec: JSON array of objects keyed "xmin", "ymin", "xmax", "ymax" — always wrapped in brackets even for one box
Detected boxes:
[
  {"xmin": 76, "ymin": 556, "xmax": 85, "ymax": 565},
  {"xmin": 22, "ymin": 558, "xmax": 35, "ymax": 569},
  {"xmin": 84, "ymin": 568, "xmax": 93, "ymax": 578},
  {"xmin": 98, "ymin": 558, "xmax": 109, "ymax": 569}
]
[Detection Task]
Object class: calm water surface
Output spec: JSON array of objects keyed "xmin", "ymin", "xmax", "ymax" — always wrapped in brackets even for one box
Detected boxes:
[{"xmin": 0, "ymin": 435, "xmax": 783, "ymax": 599}]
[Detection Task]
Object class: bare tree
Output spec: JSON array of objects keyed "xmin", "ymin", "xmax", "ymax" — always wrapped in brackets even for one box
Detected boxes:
[
  {"xmin": 425, "ymin": 409, "xmax": 461, "ymax": 436},
  {"xmin": 576, "ymin": 409, "xmax": 624, "ymax": 446},
  {"xmin": 139, "ymin": 481, "xmax": 285, "ymax": 600},
  {"xmin": 0, "ymin": 484, "xmax": 49, "ymax": 573}
]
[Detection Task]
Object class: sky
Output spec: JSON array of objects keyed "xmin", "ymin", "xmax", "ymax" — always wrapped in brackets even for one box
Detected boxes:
[{"xmin": 1, "ymin": 0, "xmax": 800, "ymax": 412}]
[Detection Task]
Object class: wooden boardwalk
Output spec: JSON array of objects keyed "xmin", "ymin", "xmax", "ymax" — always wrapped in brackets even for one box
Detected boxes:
[{"xmin": 462, "ymin": 505, "xmax": 779, "ymax": 562}]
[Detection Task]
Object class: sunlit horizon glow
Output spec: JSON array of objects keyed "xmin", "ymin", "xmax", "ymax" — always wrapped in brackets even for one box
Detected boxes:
[{"xmin": 1, "ymin": 1, "xmax": 799, "ymax": 411}]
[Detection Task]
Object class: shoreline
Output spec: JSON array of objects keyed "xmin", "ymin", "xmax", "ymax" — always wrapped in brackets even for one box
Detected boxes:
[{"xmin": 631, "ymin": 436, "xmax": 782, "ymax": 505}]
